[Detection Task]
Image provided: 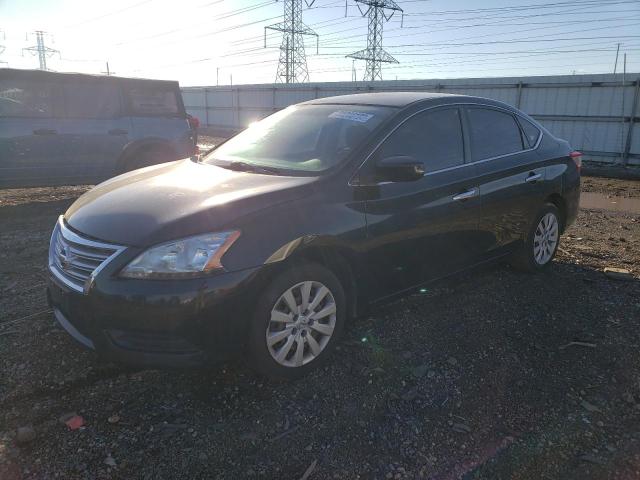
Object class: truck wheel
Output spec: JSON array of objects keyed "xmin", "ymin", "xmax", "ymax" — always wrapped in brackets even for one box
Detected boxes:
[{"xmin": 123, "ymin": 146, "xmax": 174, "ymax": 173}]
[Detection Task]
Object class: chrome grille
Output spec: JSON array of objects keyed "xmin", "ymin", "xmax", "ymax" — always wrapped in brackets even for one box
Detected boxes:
[{"xmin": 49, "ymin": 216, "xmax": 125, "ymax": 293}]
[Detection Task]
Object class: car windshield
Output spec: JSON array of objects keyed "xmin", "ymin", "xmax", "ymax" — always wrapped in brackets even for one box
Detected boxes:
[{"xmin": 203, "ymin": 104, "xmax": 394, "ymax": 175}]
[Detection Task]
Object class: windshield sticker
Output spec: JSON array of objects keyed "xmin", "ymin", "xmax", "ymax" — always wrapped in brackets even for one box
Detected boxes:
[{"xmin": 329, "ymin": 111, "xmax": 374, "ymax": 123}]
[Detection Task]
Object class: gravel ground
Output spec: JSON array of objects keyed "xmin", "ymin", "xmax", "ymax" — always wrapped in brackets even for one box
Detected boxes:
[
  {"xmin": 1, "ymin": 176, "xmax": 639, "ymax": 480},
  {"xmin": 198, "ymin": 135, "xmax": 228, "ymax": 154},
  {"xmin": 581, "ymin": 176, "xmax": 640, "ymax": 198}
]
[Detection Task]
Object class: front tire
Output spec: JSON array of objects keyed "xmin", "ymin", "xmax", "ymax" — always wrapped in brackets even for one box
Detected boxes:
[
  {"xmin": 247, "ymin": 263, "xmax": 345, "ymax": 380},
  {"xmin": 510, "ymin": 203, "xmax": 562, "ymax": 272}
]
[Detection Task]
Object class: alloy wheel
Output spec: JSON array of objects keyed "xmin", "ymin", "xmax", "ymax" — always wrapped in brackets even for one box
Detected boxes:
[
  {"xmin": 533, "ymin": 212, "xmax": 559, "ymax": 265},
  {"xmin": 266, "ymin": 281, "xmax": 337, "ymax": 367}
]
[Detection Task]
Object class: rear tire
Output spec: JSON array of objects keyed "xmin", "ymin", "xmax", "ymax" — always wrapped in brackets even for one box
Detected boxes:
[
  {"xmin": 510, "ymin": 203, "xmax": 562, "ymax": 272},
  {"xmin": 122, "ymin": 146, "xmax": 174, "ymax": 173},
  {"xmin": 247, "ymin": 262, "xmax": 345, "ymax": 380}
]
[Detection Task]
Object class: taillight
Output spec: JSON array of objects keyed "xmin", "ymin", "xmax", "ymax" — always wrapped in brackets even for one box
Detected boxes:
[
  {"xmin": 187, "ymin": 115, "xmax": 200, "ymax": 130},
  {"xmin": 570, "ymin": 151, "xmax": 582, "ymax": 171}
]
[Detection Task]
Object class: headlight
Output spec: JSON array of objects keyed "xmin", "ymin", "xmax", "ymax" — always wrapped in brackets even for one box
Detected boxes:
[{"xmin": 120, "ymin": 231, "xmax": 240, "ymax": 279}]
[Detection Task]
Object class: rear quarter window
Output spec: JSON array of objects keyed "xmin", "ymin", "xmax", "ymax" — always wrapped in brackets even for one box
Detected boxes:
[
  {"xmin": 0, "ymin": 80, "xmax": 53, "ymax": 117},
  {"xmin": 519, "ymin": 117, "xmax": 542, "ymax": 148},
  {"xmin": 63, "ymin": 82, "xmax": 121, "ymax": 118},
  {"xmin": 126, "ymin": 86, "xmax": 180, "ymax": 116},
  {"xmin": 467, "ymin": 107, "xmax": 524, "ymax": 161}
]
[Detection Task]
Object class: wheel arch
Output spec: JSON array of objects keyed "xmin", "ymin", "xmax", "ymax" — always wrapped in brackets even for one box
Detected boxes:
[
  {"xmin": 116, "ymin": 138, "xmax": 177, "ymax": 173},
  {"xmin": 264, "ymin": 239, "xmax": 361, "ymax": 321},
  {"xmin": 544, "ymin": 193, "xmax": 567, "ymax": 232}
]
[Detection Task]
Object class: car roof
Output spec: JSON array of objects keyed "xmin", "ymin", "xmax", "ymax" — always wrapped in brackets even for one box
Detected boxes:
[
  {"xmin": 300, "ymin": 91, "xmax": 521, "ymax": 112},
  {"xmin": 301, "ymin": 92, "xmax": 471, "ymax": 108},
  {"xmin": 0, "ymin": 68, "xmax": 180, "ymax": 88}
]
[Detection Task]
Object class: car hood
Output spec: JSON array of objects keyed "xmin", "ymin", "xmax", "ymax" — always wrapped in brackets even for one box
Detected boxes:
[{"xmin": 65, "ymin": 159, "xmax": 316, "ymax": 246}]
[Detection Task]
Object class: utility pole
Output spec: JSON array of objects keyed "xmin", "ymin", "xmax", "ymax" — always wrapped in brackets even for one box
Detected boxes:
[
  {"xmin": 101, "ymin": 61, "xmax": 115, "ymax": 76},
  {"xmin": 347, "ymin": 0, "xmax": 403, "ymax": 82},
  {"xmin": 613, "ymin": 42, "xmax": 620, "ymax": 74},
  {"xmin": 216, "ymin": 67, "xmax": 219, "ymax": 86},
  {"xmin": 23, "ymin": 31, "xmax": 59, "ymax": 71},
  {"xmin": 0, "ymin": 30, "xmax": 6, "ymax": 66},
  {"xmin": 265, "ymin": 0, "xmax": 318, "ymax": 83},
  {"xmin": 620, "ymin": 52, "xmax": 627, "ymax": 164}
]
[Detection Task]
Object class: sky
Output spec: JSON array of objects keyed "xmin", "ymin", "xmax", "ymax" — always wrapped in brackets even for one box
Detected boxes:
[{"xmin": 0, "ymin": 0, "xmax": 639, "ymax": 86}]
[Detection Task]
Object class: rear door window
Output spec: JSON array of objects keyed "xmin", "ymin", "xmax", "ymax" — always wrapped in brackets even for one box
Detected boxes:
[
  {"xmin": 62, "ymin": 82, "xmax": 121, "ymax": 118},
  {"xmin": 467, "ymin": 107, "xmax": 524, "ymax": 161},
  {"xmin": 0, "ymin": 80, "xmax": 53, "ymax": 117},
  {"xmin": 126, "ymin": 86, "xmax": 180, "ymax": 116},
  {"xmin": 379, "ymin": 107, "xmax": 465, "ymax": 172}
]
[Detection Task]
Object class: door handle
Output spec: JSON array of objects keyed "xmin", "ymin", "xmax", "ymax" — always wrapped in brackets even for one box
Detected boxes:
[
  {"xmin": 108, "ymin": 129, "xmax": 129, "ymax": 135},
  {"xmin": 525, "ymin": 172, "xmax": 543, "ymax": 183},
  {"xmin": 33, "ymin": 128, "xmax": 57, "ymax": 135},
  {"xmin": 452, "ymin": 188, "xmax": 478, "ymax": 201}
]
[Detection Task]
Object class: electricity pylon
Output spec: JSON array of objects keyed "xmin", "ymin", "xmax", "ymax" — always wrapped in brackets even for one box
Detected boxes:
[
  {"xmin": 347, "ymin": 0, "xmax": 402, "ymax": 81},
  {"xmin": 265, "ymin": 0, "xmax": 318, "ymax": 83},
  {"xmin": 23, "ymin": 31, "xmax": 59, "ymax": 71}
]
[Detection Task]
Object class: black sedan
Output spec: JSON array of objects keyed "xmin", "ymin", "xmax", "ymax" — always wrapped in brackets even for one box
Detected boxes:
[{"xmin": 47, "ymin": 92, "xmax": 581, "ymax": 379}]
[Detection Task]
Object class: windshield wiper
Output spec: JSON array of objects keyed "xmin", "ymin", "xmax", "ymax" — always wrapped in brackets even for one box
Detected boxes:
[{"xmin": 224, "ymin": 161, "xmax": 282, "ymax": 175}]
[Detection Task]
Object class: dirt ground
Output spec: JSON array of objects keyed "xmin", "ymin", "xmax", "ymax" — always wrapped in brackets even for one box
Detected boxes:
[
  {"xmin": 581, "ymin": 176, "xmax": 640, "ymax": 198},
  {"xmin": 1, "ymin": 175, "xmax": 639, "ymax": 480},
  {"xmin": 197, "ymin": 134, "xmax": 228, "ymax": 155}
]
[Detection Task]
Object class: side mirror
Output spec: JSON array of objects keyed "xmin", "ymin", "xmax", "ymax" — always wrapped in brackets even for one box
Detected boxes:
[{"xmin": 376, "ymin": 155, "xmax": 425, "ymax": 182}]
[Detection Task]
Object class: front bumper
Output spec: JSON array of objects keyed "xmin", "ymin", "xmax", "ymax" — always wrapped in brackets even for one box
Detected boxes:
[{"xmin": 47, "ymin": 264, "xmax": 265, "ymax": 368}]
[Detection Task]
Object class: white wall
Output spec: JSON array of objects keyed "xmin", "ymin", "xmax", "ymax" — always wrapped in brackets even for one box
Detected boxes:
[{"xmin": 182, "ymin": 73, "xmax": 640, "ymax": 166}]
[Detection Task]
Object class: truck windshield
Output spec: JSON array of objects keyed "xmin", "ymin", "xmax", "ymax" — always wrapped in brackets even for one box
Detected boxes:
[{"xmin": 204, "ymin": 104, "xmax": 394, "ymax": 175}]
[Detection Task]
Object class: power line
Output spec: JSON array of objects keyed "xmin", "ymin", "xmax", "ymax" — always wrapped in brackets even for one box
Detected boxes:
[
  {"xmin": 322, "ymin": 33, "xmax": 640, "ymax": 52},
  {"xmin": 131, "ymin": 43, "xmax": 640, "ymax": 81},
  {"xmin": 347, "ymin": 0, "xmax": 403, "ymax": 81},
  {"xmin": 396, "ymin": 3, "xmax": 640, "ymax": 35},
  {"xmin": 313, "ymin": 41, "xmax": 640, "ymax": 58},
  {"xmin": 384, "ymin": 45, "xmax": 640, "ymax": 71},
  {"xmin": 313, "ymin": 40, "xmax": 640, "ymax": 74},
  {"xmin": 313, "ymin": 37, "xmax": 640, "ymax": 78},
  {"xmin": 402, "ymin": 0, "xmax": 638, "ymax": 16},
  {"xmin": 229, "ymin": 14, "xmax": 359, "ymax": 47},
  {"xmin": 126, "ymin": 0, "xmax": 640, "ymax": 75},
  {"xmin": 402, "ymin": 60, "xmax": 629, "ymax": 77},
  {"xmin": 65, "ymin": 0, "xmax": 156, "ymax": 28},
  {"xmin": 197, "ymin": 0, "xmax": 226, "ymax": 8},
  {"xmin": 398, "ymin": 14, "xmax": 640, "ymax": 30},
  {"xmin": 321, "ymin": 11, "xmax": 640, "ymax": 46},
  {"xmin": 110, "ymin": 0, "xmax": 278, "ymax": 47},
  {"xmin": 19, "ymin": 0, "xmax": 637, "ymax": 82},
  {"xmin": 324, "ymin": 1, "xmax": 637, "ymax": 45}
]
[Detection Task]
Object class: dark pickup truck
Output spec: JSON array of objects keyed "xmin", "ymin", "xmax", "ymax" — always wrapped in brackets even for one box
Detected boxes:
[{"xmin": 0, "ymin": 68, "xmax": 198, "ymax": 188}]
